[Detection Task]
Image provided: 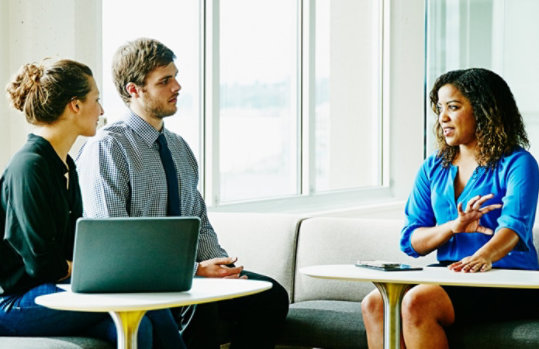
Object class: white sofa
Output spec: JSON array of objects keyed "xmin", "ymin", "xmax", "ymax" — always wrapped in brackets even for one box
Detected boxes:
[{"xmin": 3, "ymin": 211, "xmax": 539, "ymax": 348}]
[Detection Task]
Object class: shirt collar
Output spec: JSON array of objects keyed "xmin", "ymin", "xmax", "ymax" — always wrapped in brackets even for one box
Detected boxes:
[
  {"xmin": 28, "ymin": 133, "xmax": 73, "ymax": 175},
  {"xmin": 126, "ymin": 111, "xmax": 163, "ymax": 147}
]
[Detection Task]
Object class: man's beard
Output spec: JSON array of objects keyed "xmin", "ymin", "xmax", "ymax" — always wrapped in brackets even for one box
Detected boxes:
[
  {"xmin": 141, "ymin": 93, "xmax": 177, "ymax": 119},
  {"xmin": 146, "ymin": 104, "xmax": 177, "ymax": 119}
]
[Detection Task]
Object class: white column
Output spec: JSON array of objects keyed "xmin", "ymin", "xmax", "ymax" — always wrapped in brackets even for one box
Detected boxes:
[{"xmin": 0, "ymin": 0, "xmax": 102, "ymax": 168}]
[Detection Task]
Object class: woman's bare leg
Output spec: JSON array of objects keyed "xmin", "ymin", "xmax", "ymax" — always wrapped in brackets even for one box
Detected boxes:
[
  {"xmin": 362, "ymin": 289, "xmax": 406, "ymax": 348},
  {"xmin": 401, "ymin": 284, "xmax": 454, "ymax": 349}
]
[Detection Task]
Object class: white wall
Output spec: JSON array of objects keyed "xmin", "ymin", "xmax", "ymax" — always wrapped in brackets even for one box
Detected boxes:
[
  {"xmin": 0, "ymin": 0, "xmax": 102, "ymax": 168},
  {"xmin": 0, "ymin": 0, "xmax": 11, "ymax": 168}
]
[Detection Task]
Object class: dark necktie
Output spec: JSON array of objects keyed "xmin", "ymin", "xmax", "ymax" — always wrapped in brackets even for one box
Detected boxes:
[{"xmin": 156, "ymin": 133, "xmax": 181, "ymax": 216}]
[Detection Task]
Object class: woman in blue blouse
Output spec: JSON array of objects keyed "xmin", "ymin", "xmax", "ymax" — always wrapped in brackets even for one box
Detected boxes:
[{"xmin": 362, "ymin": 68, "xmax": 539, "ymax": 348}]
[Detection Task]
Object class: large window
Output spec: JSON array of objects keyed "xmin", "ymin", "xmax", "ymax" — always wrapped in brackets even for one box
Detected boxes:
[
  {"xmin": 102, "ymin": 0, "xmax": 386, "ymax": 208},
  {"xmin": 426, "ymin": 0, "xmax": 539, "ymax": 159}
]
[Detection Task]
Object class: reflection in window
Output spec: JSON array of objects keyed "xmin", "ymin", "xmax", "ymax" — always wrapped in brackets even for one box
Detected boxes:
[
  {"xmin": 314, "ymin": 0, "xmax": 382, "ymax": 192},
  {"xmin": 219, "ymin": 0, "xmax": 298, "ymax": 202}
]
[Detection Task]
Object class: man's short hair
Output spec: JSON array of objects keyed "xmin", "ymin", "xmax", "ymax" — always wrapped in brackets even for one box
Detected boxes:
[{"xmin": 112, "ymin": 38, "xmax": 176, "ymax": 105}]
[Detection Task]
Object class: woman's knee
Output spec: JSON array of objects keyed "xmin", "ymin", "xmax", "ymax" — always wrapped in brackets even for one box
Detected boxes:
[
  {"xmin": 401, "ymin": 285, "xmax": 454, "ymax": 326},
  {"xmin": 361, "ymin": 289, "xmax": 384, "ymax": 320}
]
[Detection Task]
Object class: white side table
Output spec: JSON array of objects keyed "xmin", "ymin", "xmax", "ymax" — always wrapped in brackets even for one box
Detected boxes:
[{"xmin": 36, "ymin": 278, "xmax": 272, "ymax": 349}]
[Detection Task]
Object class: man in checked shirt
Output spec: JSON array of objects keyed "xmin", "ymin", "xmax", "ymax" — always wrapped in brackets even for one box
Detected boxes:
[{"xmin": 76, "ymin": 37, "xmax": 289, "ymax": 349}]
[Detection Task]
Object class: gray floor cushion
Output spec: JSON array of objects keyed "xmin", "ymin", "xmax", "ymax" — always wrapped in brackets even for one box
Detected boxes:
[
  {"xmin": 280, "ymin": 300, "xmax": 367, "ymax": 349},
  {"xmin": 448, "ymin": 319, "xmax": 539, "ymax": 349},
  {"xmin": 279, "ymin": 300, "xmax": 539, "ymax": 349}
]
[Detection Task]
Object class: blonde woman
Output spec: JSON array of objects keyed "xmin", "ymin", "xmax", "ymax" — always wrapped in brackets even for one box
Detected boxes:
[{"xmin": 1, "ymin": 59, "xmax": 185, "ymax": 348}]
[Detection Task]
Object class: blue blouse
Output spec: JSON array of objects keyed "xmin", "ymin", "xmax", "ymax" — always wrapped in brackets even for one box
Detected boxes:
[{"xmin": 401, "ymin": 148, "xmax": 539, "ymax": 270}]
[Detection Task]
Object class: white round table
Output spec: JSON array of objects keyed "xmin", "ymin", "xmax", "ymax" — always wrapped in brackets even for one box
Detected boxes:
[
  {"xmin": 301, "ymin": 264, "xmax": 539, "ymax": 349},
  {"xmin": 36, "ymin": 278, "xmax": 272, "ymax": 349}
]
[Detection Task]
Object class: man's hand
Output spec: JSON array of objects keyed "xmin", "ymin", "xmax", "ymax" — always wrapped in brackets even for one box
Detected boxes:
[
  {"xmin": 451, "ymin": 194, "xmax": 502, "ymax": 235},
  {"xmin": 197, "ymin": 257, "xmax": 248, "ymax": 279},
  {"xmin": 58, "ymin": 260, "xmax": 73, "ymax": 281}
]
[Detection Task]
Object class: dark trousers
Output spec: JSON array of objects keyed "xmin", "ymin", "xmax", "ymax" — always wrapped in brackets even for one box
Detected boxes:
[{"xmin": 177, "ymin": 271, "xmax": 289, "ymax": 349}]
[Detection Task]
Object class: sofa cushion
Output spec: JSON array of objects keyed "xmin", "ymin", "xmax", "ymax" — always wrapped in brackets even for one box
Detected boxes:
[
  {"xmin": 280, "ymin": 300, "xmax": 366, "ymax": 349},
  {"xmin": 294, "ymin": 217, "xmax": 437, "ymax": 303},
  {"xmin": 448, "ymin": 319, "xmax": 539, "ymax": 349},
  {"xmin": 0, "ymin": 337, "xmax": 113, "ymax": 348},
  {"xmin": 208, "ymin": 212, "xmax": 306, "ymax": 300}
]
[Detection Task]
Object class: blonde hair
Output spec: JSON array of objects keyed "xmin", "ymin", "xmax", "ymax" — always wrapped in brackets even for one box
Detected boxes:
[{"xmin": 6, "ymin": 59, "xmax": 93, "ymax": 124}]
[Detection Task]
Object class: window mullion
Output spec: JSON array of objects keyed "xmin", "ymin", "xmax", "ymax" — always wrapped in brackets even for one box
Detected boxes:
[
  {"xmin": 300, "ymin": 0, "xmax": 316, "ymax": 196},
  {"xmin": 381, "ymin": 0, "xmax": 390, "ymax": 187},
  {"xmin": 203, "ymin": 0, "xmax": 221, "ymax": 207}
]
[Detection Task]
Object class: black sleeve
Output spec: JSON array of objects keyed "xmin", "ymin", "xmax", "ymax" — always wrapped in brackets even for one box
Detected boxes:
[{"xmin": 3, "ymin": 153, "xmax": 68, "ymax": 283}]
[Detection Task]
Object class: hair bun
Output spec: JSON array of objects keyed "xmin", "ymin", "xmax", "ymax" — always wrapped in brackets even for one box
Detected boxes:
[{"xmin": 5, "ymin": 62, "xmax": 45, "ymax": 112}]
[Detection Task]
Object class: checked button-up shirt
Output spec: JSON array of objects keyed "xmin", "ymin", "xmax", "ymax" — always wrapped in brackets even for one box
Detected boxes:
[{"xmin": 76, "ymin": 112, "xmax": 228, "ymax": 263}]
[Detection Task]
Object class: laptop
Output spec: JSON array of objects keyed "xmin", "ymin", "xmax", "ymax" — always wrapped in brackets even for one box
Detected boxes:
[{"xmin": 70, "ymin": 216, "xmax": 200, "ymax": 293}]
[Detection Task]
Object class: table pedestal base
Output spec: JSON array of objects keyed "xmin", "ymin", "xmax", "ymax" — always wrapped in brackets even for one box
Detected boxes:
[
  {"xmin": 374, "ymin": 282, "xmax": 411, "ymax": 349},
  {"xmin": 109, "ymin": 310, "xmax": 147, "ymax": 349}
]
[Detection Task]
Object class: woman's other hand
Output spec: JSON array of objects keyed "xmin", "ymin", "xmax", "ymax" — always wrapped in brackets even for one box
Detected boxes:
[
  {"xmin": 452, "ymin": 194, "xmax": 502, "ymax": 235},
  {"xmin": 449, "ymin": 255, "xmax": 492, "ymax": 273},
  {"xmin": 449, "ymin": 228, "xmax": 520, "ymax": 273}
]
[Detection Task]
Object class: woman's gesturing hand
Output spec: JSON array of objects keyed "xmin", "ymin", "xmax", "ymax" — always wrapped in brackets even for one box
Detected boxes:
[{"xmin": 451, "ymin": 194, "xmax": 502, "ymax": 235}]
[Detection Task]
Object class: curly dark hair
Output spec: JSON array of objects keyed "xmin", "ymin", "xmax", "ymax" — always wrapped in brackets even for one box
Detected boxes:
[{"xmin": 430, "ymin": 68, "xmax": 529, "ymax": 168}]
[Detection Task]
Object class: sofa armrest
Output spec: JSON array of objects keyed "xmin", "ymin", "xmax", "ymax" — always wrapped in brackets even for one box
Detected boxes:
[{"xmin": 208, "ymin": 211, "xmax": 306, "ymax": 299}]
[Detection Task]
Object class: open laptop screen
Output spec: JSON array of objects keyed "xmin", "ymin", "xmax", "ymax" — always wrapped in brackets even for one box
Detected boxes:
[{"xmin": 70, "ymin": 216, "xmax": 200, "ymax": 293}]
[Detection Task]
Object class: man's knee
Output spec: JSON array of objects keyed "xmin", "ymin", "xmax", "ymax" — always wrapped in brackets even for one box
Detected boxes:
[
  {"xmin": 269, "ymin": 278, "xmax": 290, "ymax": 320},
  {"xmin": 240, "ymin": 271, "xmax": 289, "ymax": 320}
]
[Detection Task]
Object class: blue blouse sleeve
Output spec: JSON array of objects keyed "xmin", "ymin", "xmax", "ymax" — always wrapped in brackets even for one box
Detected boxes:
[
  {"xmin": 401, "ymin": 157, "xmax": 437, "ymax": 257},
  {"xmin": 495, "ymin": 151, "xmax": 539, "ymax": 251}
]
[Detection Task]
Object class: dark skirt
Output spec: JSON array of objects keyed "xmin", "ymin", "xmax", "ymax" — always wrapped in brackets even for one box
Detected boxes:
[{"xmin": 430, "ymin": 263, "xmax": 539, "ymax": 322}]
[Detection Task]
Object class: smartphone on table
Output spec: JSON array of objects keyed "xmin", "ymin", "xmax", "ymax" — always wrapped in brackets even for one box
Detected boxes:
[{"xmin": 355, "ymin": 260, "xmax": 423, "ymax": 272}]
